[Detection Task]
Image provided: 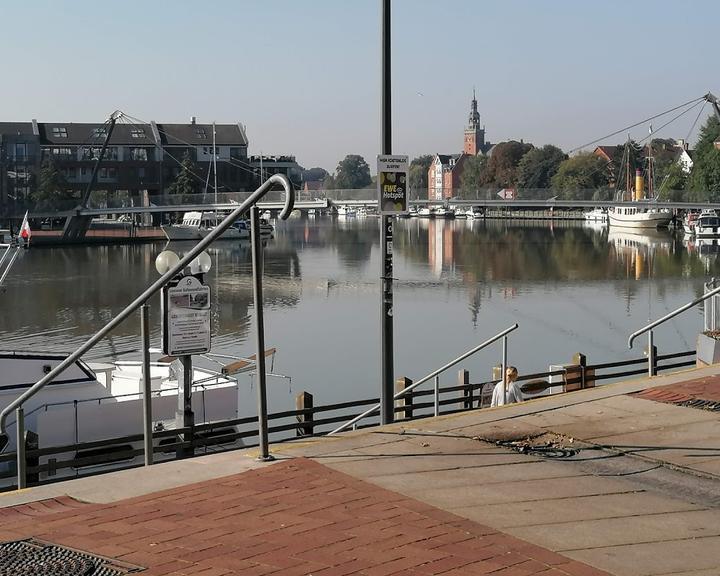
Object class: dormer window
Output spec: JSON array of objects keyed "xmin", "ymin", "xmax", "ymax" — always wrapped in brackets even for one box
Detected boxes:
[
  {"xmin": 52, "ymin": 127, "xmax": 68, "ymax": 138},
  {"xmin": 131, "ymin": 129, "xmax": 146, "ymax": 138},
  {"xmin": 92, "ymin": 127, "xmax": 107, "ymax": 138},
  {"xmin": 195, "ymin": 128, "xmax": 207, "ymax": 139}
]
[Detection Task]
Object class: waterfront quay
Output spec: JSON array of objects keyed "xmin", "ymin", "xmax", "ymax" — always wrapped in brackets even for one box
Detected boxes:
[{"xmin": 2, "ymin": 365, "xmax": 719, "ymax": 575}]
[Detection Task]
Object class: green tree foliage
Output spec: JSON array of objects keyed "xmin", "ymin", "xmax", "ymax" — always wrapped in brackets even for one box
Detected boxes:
[
  {"xmin": 167, "ymin": 151, "xmax": 199, "ymax": 196},
  {"xmin": 334, "ymin": 154, "xmax": 371, "ymax": 189},
  {"xmin": 302, "ymin": 167, "xmax": 329, "ymax": 182},
  {"xmin": 515, "ymin": 145, "xmax": 567, "ymax": 189},
  {"xmin": 459, "ymin": 155, "xmax": 487, "ymax": 196},
  {"xmin": 657, "ymin": 162, "xmax": 688, "ymax": 201},
  {"xmin": 481, "ymin": 141, "xmax": 533, "ymax": 187},
  {"xmin": 551, "ymin": 153, "xmax": 608, "ymax": 199},
  {"xmin": 408, "ymin": 155, "xmax": 433, "ymax": 196},
  {"xmin": 33, "ymin": 156, "xmax": 71, "ymax": 209},
  {"xmin": 686, "ymin": 115, "xmax": 720, "ymax": 201}
]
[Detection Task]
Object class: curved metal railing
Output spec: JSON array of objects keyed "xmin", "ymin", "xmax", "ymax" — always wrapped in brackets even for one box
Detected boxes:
[
  {"xmin": 329, "ymin": 323, "xmax": 519, "ymax": 435},
  {"xmin": 0, "ymin": 174, "xmax": 294, "ymax": 450},
  {"xmin": 628, "ymin": 278, "xmax": 720, "ymax": 375}
]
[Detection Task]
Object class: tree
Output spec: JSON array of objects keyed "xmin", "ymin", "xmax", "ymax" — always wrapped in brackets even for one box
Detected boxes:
[
  {"xmin": 459, "ymin": 155, "xmax": 487, "ymax": 196},
  {"xmin": 515, "ymin": 145, "xmax": 566, "ymax": 190},
  {"xmin": 32, "ymin": 156, "xmax": 71, "ymax": 210},
  {"xmin": 167, "ymin": 151, "xmax": 199, "ymax": 196},
  {"xmin": 686, "ymin": 115, "xmax": 720, "ymax": 201},
  {"xmin": 408, "ymin": 155, "xmax": 433, "ymax": 197},
  {"xmin": 302, "ymin": 167, "xmax": 329, "ymax": 182},
  {"xmin": 334, "ymin": 154, "xmax": 371, "ymax": 189},
  {"xmin": 551, "ymin": 153, "xmax": 608, "ymax": 199},
  {"xmin": 481, "ymin": 141, "xmax": 533, "ymax": 187},
  {"xmin": 657, "ymin": 162, "xmax": 687, "ymax": 201}
]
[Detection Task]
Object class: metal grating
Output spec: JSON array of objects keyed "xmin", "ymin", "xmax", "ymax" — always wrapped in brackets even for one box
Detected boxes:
[
  {"xmin": 677, "ymin": 398, "xmax": 720, "ymax": 412},
  {"xmin": 0, "ymin": 539, "xmax": 144, "ymax": 575}
]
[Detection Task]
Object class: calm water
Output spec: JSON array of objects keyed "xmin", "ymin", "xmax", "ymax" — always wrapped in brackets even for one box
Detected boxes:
[{"xmin": 2, "ymin": 216, "xmax": 718, "ymax": 415}]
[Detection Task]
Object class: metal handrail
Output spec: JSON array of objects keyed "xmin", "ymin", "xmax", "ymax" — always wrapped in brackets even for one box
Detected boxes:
[
  {"xmin": 0, "ymin": 174, "xmax": 295, "ymax": 447},
  {"xmin": 329, "ymin": 323, "xmax": 519, "ymax": 435},
  {"xmin": 628, "ymin": 279, "xmax": 720, "ymax": 349}
]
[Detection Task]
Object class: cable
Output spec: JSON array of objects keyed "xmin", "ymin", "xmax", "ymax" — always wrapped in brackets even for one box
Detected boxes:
[{"xmin": 568, "ymin": 96, "xmax": 706, "ymax": 154}]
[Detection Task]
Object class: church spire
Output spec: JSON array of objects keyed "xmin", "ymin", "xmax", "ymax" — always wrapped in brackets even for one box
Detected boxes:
[{"xmin": 468, "ymin": 89, "xmax": 480, "ymax": 130}]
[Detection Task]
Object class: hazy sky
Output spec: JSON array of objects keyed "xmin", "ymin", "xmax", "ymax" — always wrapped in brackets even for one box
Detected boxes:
[{"xmin": 2, "ymin": 0, "xmax": 718, "ymax": 172}]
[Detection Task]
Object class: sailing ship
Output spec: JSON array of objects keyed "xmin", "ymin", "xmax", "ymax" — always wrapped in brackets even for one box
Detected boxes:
[{"xmin": 608, "ymin": 137, "xmax": 672, "ymax": 229}]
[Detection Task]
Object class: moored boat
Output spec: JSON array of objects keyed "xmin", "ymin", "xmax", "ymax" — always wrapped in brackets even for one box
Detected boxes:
[{"xmin": 583, "ymin": 208, "xmax": 608, "ymax": 224}]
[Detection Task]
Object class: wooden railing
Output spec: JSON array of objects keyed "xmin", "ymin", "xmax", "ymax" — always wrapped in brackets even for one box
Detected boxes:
[{"xmin": 0, "ymin": 349, "xmax": 696, "ymax": 491}]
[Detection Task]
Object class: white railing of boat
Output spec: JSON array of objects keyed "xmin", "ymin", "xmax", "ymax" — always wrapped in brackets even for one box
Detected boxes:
[
  {"xmin": 2, "ymin": 174, "xmax": 294, "ymax": 489},
  {"xmin": 0, "ymin": 242, "xmax": 23, "ymax": 288},
  {"xmin": 329, "ymin": 323, "xmax": 519, "ymax": 435},
  {"xmin": 628, "ymin": 277, "xmax": 720, "ymax": 375}
]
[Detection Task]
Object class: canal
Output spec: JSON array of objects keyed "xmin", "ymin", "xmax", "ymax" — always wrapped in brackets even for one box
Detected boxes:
[{"xmin": 1, "ymin": 216, "xmax": 717, "ymax": 416}]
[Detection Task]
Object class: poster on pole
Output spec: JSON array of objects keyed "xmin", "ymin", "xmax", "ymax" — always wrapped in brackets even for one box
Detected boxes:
[
  {"xmin": 162, "ymin": 275, "xmax": 211, "ymax": 356},
  {"xmin": 377, "ymin": 155, "xmax": 409, "ymax": 215}
]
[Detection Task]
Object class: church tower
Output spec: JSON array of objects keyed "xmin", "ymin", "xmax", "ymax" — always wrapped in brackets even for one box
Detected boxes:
[{"xmin": 463, "ymin": 89, "xmax": 485, "ymax": 155}]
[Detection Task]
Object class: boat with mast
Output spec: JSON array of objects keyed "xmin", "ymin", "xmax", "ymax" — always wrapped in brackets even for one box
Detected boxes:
[{"xmin": 608, "ymin": 135, "xmax": 672, "ymax": 229}]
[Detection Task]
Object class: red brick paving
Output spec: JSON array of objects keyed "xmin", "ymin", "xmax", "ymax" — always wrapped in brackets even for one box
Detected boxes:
[
  {"xmin": 0, "ymin": 458, "xmax": 610, "ymax": 575},
  {"xmin": 633, "ymin": 374, "xmax": 720, "ymax": 404}
]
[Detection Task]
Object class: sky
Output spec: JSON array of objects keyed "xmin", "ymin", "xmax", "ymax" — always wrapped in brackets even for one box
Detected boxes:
[{"xmin": 1, "ymin": 0, "xmax": 719, "ymax": 172}]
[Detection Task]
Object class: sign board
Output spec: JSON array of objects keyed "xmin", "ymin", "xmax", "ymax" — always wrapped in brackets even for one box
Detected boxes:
[
  {"xmin": 161, "ymin": 275, "xmax": 211, "ymax": 356},
  {"xmin": 497, "ymin": 188, "xmax": 516, "ymax": 200},
  {"xmin": 377, "ymin": 155, "xmax": 409, "ymax": 215}
]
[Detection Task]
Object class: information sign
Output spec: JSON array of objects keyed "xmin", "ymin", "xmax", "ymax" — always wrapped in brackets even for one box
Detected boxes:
[
  {"xmin": 377, "ymin": 155, "xmax": 409, "ymax": 215},
  {"xmin": 161, "ymin": 275, "xmax": 211, "ymax": 356}
]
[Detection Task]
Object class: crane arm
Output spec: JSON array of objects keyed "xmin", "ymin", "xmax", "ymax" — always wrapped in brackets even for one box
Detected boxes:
[{"xmin": 705, "ymin": 92, "xmax": 720, "ymax": 122}]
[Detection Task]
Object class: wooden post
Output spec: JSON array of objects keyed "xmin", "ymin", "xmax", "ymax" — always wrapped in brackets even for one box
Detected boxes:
[
  {"xmin": 458, "ymin": 369, "xmax": 472, "ymax": 410},
  {"xmin": 25, "ymin": 430, "xmax": 39, "ymax": 486},
  {"xmin": 295, "ymin": 391, "xmax": 314, "ymax": 437},
  {"xmin": 395, "ymin": 377, "xmax": 413, "ymax": 420},
  {"xmin": 572, "ymin": 352, "xmax": 590, "ymax": 389}
]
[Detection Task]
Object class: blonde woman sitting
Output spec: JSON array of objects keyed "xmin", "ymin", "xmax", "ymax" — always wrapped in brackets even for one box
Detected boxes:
[{"xmin": 490, "ymin": 366, "xmax": 522, "ymax": 407}]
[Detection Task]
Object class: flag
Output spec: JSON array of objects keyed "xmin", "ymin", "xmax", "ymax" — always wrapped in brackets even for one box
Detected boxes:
[
  {"xmin": 497, "ymin": 188, "xmax": 516, "ymax": 200},
  {"xmin": 19, "ymin": 211, "xmax": 31, "ymax": 245}
]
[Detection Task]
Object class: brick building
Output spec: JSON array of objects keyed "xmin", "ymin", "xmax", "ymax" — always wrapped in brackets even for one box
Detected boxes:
[{"xmin": 428, "ymin": 91, "xmax": 492, "ymax": 200}]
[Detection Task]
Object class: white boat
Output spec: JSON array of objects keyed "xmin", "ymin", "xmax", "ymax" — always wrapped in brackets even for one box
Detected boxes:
[
  {"xmin": 0, "ymin": 348, "xmax": 281, "ymax": 483},
  {"xmin": 451, "ymin": 206, "xmax": 466, "ymax": 219},
  {"xmin": 688, "ymin": 210, "xmax": 720, "ymax": 239},
  {"xmin": 433, "ymin": 206, "xmax": 453, "ymax": 218},
  {"xmin": 198, "ymin": 219, "xmax": 251, "ymax": 240},
  {"xmin": 608, "ymin": 204, "xmax": 672, "ymax": 228},
  {"xmin": 583, "ymin": 208, "xmax": 608, "ymax": 224},
  {"xmin": 465, "ymin": 206, "xmax": 483, "ymax": 219},
  {"xmin": 608, "ymin": 138, "xmax": 672, "ymax": 229},
  {"xmin": 336, "ymin": 205, "xmax": 357, "ymax": 217},
  {"xmin": 417, "ymin": 207, "xmax": 433, "ymax": 218},
  {"xmin": 683, "ymin": 212, "xmax": 699, "ymax": 235},
  {"xmin": 162, "ymin": 211, "xmax": 218, "ymax": 241}
]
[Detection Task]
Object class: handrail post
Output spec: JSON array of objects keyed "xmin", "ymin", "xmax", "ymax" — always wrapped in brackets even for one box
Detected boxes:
[
  {"xmin": 502, "ymin": 335, "xmax": 508, "ymax": 405},
  {"xmin": 434, "ymin": 376, "xmax": 439, "ymax": 417},
  {"xmin": 648, "ymin": 330, "xmax": 656, "ymax": 377},
  {"xmin": 251, "ymin": 205, "xmax": 273, "ymax": 461},
  {"xmin": 141, "ymin": 304, "xmax": 153, "ymax": 466},
  {"xmin": 16, "ymin": 408, "xmax": 25, "ymax": 489}
]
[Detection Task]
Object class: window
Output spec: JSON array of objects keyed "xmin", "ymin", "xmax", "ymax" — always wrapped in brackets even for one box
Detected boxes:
[
  {"xmin": 99, "ymin": 167, "xmax": 117, "ymax": 179},
  {"xmin": 131, "ymin": 129, "xmax": 146, "ymax": 138},
  {"xmin": 195, "ymin": 128, "xmax": 207, "ymax": 139},
  {"xmin": 52, "ymin": 147, "xmax": 72, "ymax": 157},
  {"xmin": 14, "ymin": 143, "xmax": 27, "ymax": 159},
  {"xmin": 92, "ymin": 127, "xmax": 107, "ymax": 138},
  {"xmin": 129, "ymin": 148, "xmax": 148, "ymax": 161},
  {"xmin": 202, "ymin": 146, "xmax": 219, "ymax": 157},
  {"xmin": 82, "ymin": 146, "xmax": 118, "ymax": 161},
  {"xmin": 52, "ymin": 126, "xmax": 68, "ymax": 138}
]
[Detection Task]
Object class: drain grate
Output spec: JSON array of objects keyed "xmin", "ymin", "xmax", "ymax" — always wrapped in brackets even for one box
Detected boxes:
[
  {"xmin": 677, "ymin": 399, "xmax": 720, "ymax": 412},
  {"xmin": 0, "ymin": 539, "xmax": 144, "ymax": 575}
]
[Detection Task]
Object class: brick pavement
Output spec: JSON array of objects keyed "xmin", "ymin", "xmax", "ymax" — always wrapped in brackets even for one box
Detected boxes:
[
  {"xmin": 632, "ymin": 373, "xmax": 720, "ymax": 404},
  {"xmin": 0, "ymin": 458, "xmax": 611, "ymax": 575}
]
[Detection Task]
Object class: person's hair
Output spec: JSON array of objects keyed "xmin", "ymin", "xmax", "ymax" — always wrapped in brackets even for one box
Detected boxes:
[{"xmin": 505, "ymin": 366, "xmax": 518, "ymax": 381}]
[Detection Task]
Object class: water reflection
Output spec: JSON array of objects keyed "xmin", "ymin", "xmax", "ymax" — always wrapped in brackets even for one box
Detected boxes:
[{"xmin": 2, "ymin": 217, "xmax": 719, "ymax": 403}]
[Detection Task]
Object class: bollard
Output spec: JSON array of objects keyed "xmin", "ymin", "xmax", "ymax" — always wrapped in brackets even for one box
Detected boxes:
[
  {"xmin": 394, "ymin": 377, "xmax": 413, "ymax": 420},
  {"xmin": 295, "ymin": 391, "xmax": 314, "ymax": 437},
  {"xmin": 458, "ymin": 369, "xmax": 472, "ymax": 410}
]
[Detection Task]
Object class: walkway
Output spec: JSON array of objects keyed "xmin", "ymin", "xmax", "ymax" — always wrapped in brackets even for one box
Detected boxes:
[{"xmin": 1, "ymin": 364, "xmax": 719, "ymax": 575}]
